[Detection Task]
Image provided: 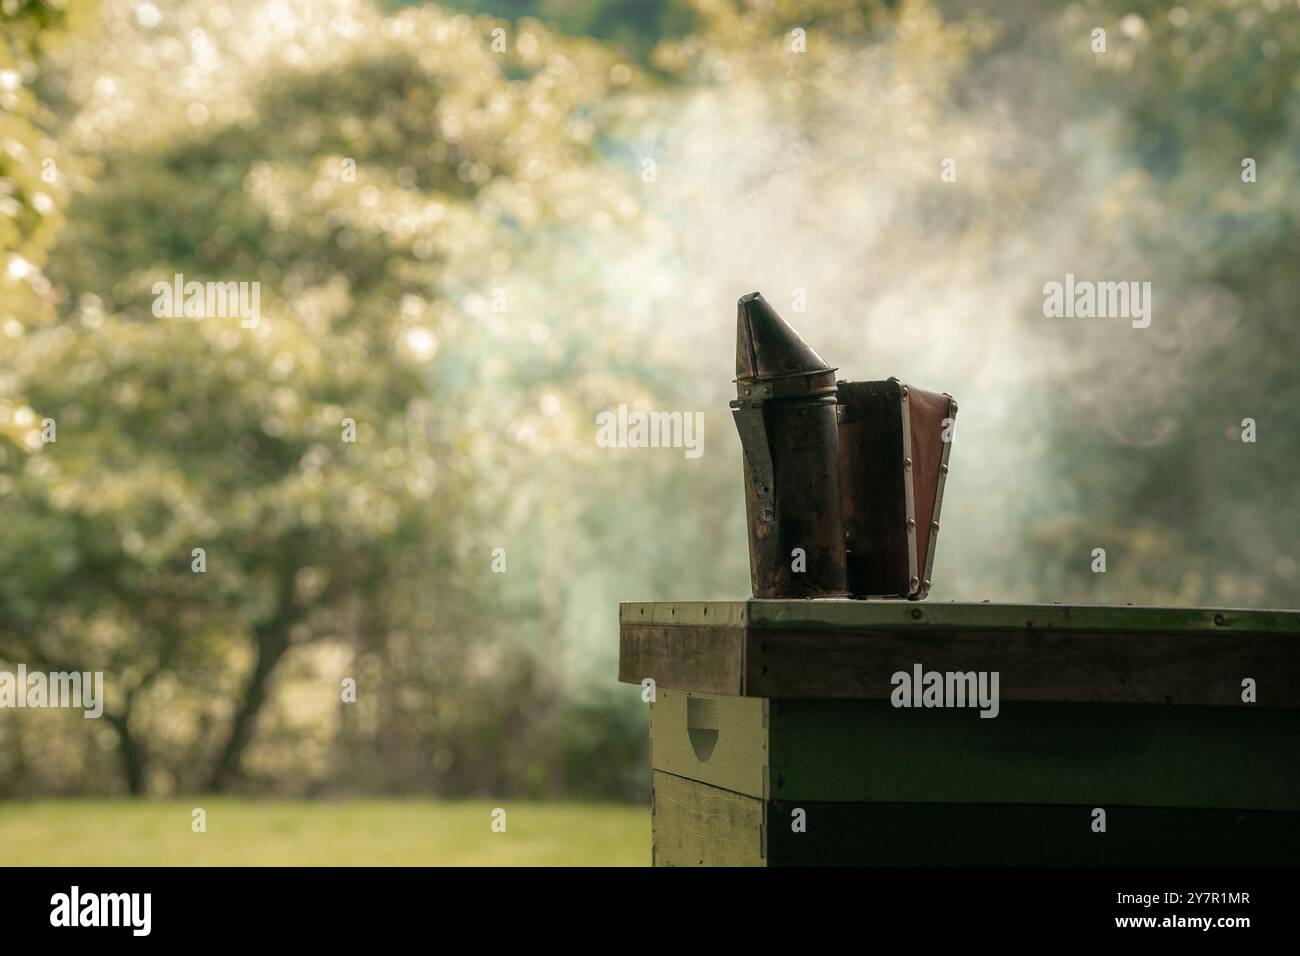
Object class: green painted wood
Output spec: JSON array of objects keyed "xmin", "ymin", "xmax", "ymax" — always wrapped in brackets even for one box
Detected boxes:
[
  {"xmin": 651, "ymin": 689, "xmax": 767, "ymax": 799},
  {"xmin": 767, "ymin": 699, "xmax": 1300, "ymax": 810},
  {"xmin": 649, "ymin": 773, "xmax": 1300, "ymax": 865},
  {"xmin": 652, "ymin": 770, "xmax": 765, "ymax": 867},
  {"xmin": 765, "ymin": 801, "xmax": 1300, "ymax": 866}
]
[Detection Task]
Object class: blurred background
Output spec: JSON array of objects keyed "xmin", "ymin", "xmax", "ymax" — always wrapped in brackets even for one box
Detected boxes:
[{"xmin": 1, "ymin": 0, "xmax": 1298, "ymax": 863}]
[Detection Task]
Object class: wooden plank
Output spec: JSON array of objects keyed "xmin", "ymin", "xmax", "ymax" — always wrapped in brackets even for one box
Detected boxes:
[
  {"xmin": 651, "ymin": 770, "xmax": 765, "ymax": 867},
  {"xmin": 619, "ymin": 600, "xmax": 1300, "ymax": 634},
  {"xmin": 618, "ymin": 624, "xmax": 745, "ymax": 696},
  {"xmin": 746, "ymin": 599, "xmax": 1300, "ymax": 634},
  {"xmin": 621, "ymin": 602, "xmax": 748, "ymax": 628},
  {"xmin": 744, "ymin": 628, "xmax": 1300, "ymax": 706},
  {"xmin": 767, "ymin": 699, "xmax": 1300, "ymax": 810},
  {"xmin": 764, "ymin": 801, "xmax": 1300, "ymax": 866},
  {"xmin": 618, "ymin": 602, "xmax": 1300, "ymax": 704},
  {"xmin": 651, "ymin": 690, "xmax": 768, "ymax": 799}
]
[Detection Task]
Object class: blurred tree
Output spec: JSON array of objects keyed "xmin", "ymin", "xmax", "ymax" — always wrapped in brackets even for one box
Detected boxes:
[
  {"xmin": 2, "ymin": 0, "xmax": 650, "ymax": 796},
  {"xmin": 422, "ymin": 0, "xmax": 698, "ymax": 62},
  {"xmin": 1025, "ymin": 1, "xmax": 1300, "ymax": 608},
  {"xmin": 1, "ymin": 0, "xmax": 93, "ymax": 348}
]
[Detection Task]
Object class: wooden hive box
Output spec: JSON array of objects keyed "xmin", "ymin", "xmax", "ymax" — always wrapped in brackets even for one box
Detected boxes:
[{"xmin": 618, "ymin": 600, "xmax": 1300, "ymax": 866}]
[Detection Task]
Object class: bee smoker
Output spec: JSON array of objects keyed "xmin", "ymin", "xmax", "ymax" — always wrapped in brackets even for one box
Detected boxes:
[
  {"xmin": 730, "ymin": 293, "xmax": 848, "ymax": 598},
  {"xmin": 729, "ymin": 292, "xmax": 957, "ymax": 601}
]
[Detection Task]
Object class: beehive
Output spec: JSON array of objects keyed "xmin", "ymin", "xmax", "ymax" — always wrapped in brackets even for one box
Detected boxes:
[{"xmin": 618, "ymin": 600, "xmax": 1300, "ymax": 865}]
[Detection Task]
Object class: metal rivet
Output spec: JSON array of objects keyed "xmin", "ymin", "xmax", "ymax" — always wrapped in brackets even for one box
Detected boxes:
[
  {"xmin": 903, "ymin": 457, "xmax": 912, "ymax": 470},
  {"xmin": 909, "ymin": 576, "xmax": 920, "ymax": 592},
  {"xmin": 949, "ymin": 400, "xmax": 958, "ymax": 413},
  {"xmin": 1213, "ymin": 613, "xmax": 1225, "ymax": 626},
  {"xmin": 900, "ymin": 386, "xmax": 909, "ymax": 399},
  {"xmin": 923, "ymin": 579, "xmax": 931, "ymax": 591},
  {"xmin": 931, "ymin": 521, "xmax": 940, "ymax": 532},
  {"xmin": 939, "ymin": 464, "xmax": 948, "ymax": 476},
  {"xmin": 906, "ymin": 518, "xmax": 915, "ymax": 530}
]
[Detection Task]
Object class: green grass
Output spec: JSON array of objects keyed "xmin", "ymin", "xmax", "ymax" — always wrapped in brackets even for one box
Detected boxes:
[{"xmin": 0, "ymin": 798, "xmax": 650, "ymax": 866}]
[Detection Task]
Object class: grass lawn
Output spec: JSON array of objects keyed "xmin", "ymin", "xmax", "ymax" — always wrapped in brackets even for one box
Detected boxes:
[{"xmin": 0, "ymin": 798, "xmax": 650, "ymax": 866}]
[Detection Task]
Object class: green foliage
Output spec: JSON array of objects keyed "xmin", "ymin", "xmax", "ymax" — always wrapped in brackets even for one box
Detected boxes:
[
  {"xmin": 1034, "ymin": 2, "xmax": 1300, "ymax": 607},
  {"xmin": 0, "ymin": 0, "xmax": 93, "ymax": 335},
  {"xmin": 430, "ymin": 0, "xmax": 698, "ymax": 61},
  {"xmin": 3, "ymin": 0, "xmax": 659, "ymax": 797}
]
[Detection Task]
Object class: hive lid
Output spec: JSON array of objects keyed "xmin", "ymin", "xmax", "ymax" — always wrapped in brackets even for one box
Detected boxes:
[{"xmin": 734, "ymin": 292, "xmax": 835, "ymax": 385}]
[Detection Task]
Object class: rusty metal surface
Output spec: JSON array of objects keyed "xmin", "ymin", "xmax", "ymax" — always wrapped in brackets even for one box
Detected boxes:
[
  {"xmin": 837, "ymin": 379, "xmax": 956, "ymax": 599},
  {"xmin": 731, "ymin": 292, "xmax": 846, "ymax": 598},
  {"xmin": 836, "ymin": 379, "xmax": 911, "ymax": 598},
  {"xmin": 734, "ymin": 291, "xmax": 836, "ymax": 386}
]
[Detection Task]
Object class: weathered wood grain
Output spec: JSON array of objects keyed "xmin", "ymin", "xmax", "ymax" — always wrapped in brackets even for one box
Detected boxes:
[
  {"xmin": 651, "ymin": 770, "xmax": 765, "ymax": 867},
  {"xmin": 618, "ymin": 624, "xmax": 745, "ymax": 696},
  {"xmin": 746, "ymin": 628, "xmax": 1300, "ymax": 705},
  {"xmin": 620, "ymin": 599, "xmax": 1300, "ymax": 633},
  {"xmin": 746, "ymin": 600, "xmax": 1300, "ymax": 634},
  {"xmin": 651, "ymin": 689, "xmax": 768, "ymax": 799},
  {"xmin": 619, "ymin": 601, "xmax": 1300, "ymax": 705},
  {"xmin": 621, "ymin": 602, "xmax": 749, "ymax": 628}
]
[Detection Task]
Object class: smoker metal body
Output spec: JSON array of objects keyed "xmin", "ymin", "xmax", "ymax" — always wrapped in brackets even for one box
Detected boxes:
[{"xmin": 730, "ymin": 293, "xmax": 847, "ymax": 599}]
